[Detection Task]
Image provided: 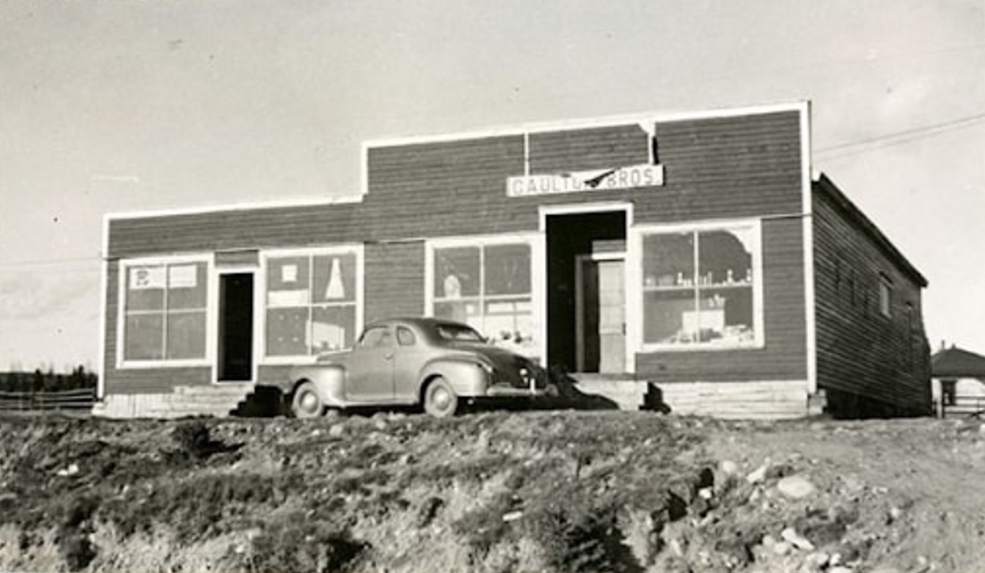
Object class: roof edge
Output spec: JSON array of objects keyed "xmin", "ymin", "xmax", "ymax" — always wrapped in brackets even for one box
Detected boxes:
[{"xmin": 813, "ymin": 173, "xmax": 928, "ymax": 288}]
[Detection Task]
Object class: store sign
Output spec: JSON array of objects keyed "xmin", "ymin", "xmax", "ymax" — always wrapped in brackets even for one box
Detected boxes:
[{"xmin": 506, "ymin": 163, "xmax": 664, "ymax": 198}]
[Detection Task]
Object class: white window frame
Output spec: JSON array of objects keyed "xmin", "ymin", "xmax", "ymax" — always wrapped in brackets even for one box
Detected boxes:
[
  {"xmin": 631, "ymin": 218, "xmax": 765, "ymax": 353},
  {"xmin": 259, "ymin": 244, "xmax": 365, "ymax": 365},
  {"xmin": 115, "ymin": 254, "xmax": 215, "ymax": 370},
  {"xmin": 425, "ymin": 232, "xmax": 545, "ymax": 362}
]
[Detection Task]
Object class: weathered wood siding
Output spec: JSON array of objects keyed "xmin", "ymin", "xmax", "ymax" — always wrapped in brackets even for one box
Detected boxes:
[
  {"xmin": 108, "ymin": 203, "xmax": 359, "ymax": 259},
  {"xmin": 813, "ymin": 180, "xmax": 931, "ymax": 415},
  {"xmin": 363, "ymin": 241, "xmax": 426, "ymax": 322}
]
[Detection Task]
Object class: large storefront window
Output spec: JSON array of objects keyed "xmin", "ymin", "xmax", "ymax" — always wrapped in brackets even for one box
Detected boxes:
[
  {"xmin": 122, "ymin": 261, "xmax": 208, "ymax": 363},
  {"xmin": 265, "ymin": 251, "xmax": 359, "ymax": 357},
  {"xmin": 641, "ymin": 223, "xmax": 761, "ymax": 348},
  {"xmin": 431, "ymin": 240, "xmax": 538, "ymax": 355}
]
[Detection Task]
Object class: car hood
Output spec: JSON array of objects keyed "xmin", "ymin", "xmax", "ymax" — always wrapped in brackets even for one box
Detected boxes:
[{"xmin": 444, "ymin": 342, "xmax": 540, "ymax": 370}]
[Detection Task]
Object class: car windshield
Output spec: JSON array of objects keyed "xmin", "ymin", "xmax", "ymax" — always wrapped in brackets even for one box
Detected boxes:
[{"xmin": 434, "ymin": 323, "xmax": 485, "ymax": 342}]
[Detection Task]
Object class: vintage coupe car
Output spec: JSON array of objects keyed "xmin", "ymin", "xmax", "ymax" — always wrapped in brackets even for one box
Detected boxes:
[{"xmin": 282, "ymin": 317, "xmax": 549, "ymax": 418}]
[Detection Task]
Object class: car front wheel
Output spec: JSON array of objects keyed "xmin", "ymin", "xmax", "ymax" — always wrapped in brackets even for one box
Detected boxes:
[
  {"xmin": 291, "ymin": 381, "xmax": 325, "ymax": 418},
  {"xmin": 423, "ymin": 377, "xmax": 459, "ymax": 418}
]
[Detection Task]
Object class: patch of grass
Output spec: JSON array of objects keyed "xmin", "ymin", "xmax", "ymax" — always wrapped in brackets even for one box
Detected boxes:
[
  {"xmin": 101, "ymin": 472, "xmax": 303, "ymax": 541},
  {"xmin": 247, "ymin": 516, "xmax": 367, "ymax": 573}
]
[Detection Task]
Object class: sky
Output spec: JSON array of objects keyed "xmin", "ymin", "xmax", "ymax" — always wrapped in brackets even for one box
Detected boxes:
[{"xmin": 0, "ymin": 0, "xmax": 982, "ymax": 372}]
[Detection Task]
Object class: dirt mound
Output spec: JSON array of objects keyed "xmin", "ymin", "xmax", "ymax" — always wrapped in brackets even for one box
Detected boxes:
[{"xmin": 1, "ymin": 411, "xmax": 984, "ymax": 572}]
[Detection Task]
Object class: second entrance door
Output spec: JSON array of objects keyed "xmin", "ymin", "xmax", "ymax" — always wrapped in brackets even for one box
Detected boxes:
[{"xmin": 577, "ymin": 256, "xmax": 625, "ymax": 374}]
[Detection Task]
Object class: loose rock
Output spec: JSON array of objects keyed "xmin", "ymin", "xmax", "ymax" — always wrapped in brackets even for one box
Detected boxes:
[{"xmin": 777, "ymin": 475, "xmax": 816, "ymax": 499}]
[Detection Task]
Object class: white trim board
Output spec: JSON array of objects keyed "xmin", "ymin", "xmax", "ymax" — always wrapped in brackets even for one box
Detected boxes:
[
  {"xmin": 364, "ymin": 101, "xmax": 809, "ymax": 149},
  {"xmin": 799, "ymin": 103, "xmax": 817, "ymax": 394},
  {"xmin": 106, "ymin": 194, "xmax": 362, "ymax": 222}
]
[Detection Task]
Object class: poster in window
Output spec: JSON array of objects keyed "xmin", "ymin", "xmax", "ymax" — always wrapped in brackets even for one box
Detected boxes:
[
  {"xmin": 282, "ymin": 264, "xmax": 298, "ymax": 284},
  {"xmin": 129, "ymin": 266, "xmax": 165, "ymax": 290},
  {"xmin": 168, "ymin": 265, "xmax": 198, "ymax": 289}
]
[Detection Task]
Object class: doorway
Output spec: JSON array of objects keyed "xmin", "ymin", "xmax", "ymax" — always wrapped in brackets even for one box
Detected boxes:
[
  {"xmin": 544, "ymin": 209, "xmax": 627, "ymax": 373},
  {"xmin": 576, "ymin": 255, "xmax": 626, "ymax": 373},
  {"xmin": 218, "ymin": 273, "xmax": 254, "ymax": 382}
]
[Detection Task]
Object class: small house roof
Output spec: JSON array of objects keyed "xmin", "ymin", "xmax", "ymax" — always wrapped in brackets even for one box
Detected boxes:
[{"xmin": 932, "ymin": 346, "xmax": 985, "ymax": 378}]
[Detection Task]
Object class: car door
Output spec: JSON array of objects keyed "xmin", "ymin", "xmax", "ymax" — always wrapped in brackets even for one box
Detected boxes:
[
  {"xmin": 345, "ymin": 325, "xmax": 395, "ymax": 402},
  {"xmin": 392, "ymin": 325, "xmax": 430, "ymax": 402}
]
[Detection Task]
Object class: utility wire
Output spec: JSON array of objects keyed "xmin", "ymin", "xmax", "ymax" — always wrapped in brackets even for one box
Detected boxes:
[{"xmin": 815, "ymin": 112, "xmax": 985, "ymax": 159}]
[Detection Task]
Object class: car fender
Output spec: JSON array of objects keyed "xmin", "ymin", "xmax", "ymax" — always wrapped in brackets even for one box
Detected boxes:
[
  {"xmin": 290, "ymin": 365, "xmax": 347, "ymax": 407},
  {"xmin": 418, "ymin": 358, "xmax": 488, "ymax": 398}
]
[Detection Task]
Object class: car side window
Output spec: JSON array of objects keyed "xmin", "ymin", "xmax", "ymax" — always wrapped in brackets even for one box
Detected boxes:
[
  {"xmin": 396, "ymin": 326, "xmax": 416, "ymax": 347},
  {"xmin": 359, "ymin": 326, "xmax": 393, "ymax": 349}
]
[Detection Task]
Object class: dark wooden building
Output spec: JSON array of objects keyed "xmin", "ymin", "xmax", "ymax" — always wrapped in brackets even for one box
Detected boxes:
[{"xmin": 95, "ymin": 102, "xmax": 931, "ymax": 419}]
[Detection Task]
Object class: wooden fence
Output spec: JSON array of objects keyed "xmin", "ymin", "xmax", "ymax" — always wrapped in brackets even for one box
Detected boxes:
[
  {"xmin": 0, "ymin": 388, "xmax": 96, "ymax": 412},
  {"xmin": 939, "ymin": 395, "xmax": 985, "ymax": 419}
]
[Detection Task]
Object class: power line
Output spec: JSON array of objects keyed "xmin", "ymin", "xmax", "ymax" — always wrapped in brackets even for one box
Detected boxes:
[{"xmin": 814, "ymin": 112, "xmax": 985, "ymax": 159}]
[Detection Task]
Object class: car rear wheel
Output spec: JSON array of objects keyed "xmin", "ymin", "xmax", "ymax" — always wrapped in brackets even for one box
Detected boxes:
[
  {"xmin": 424, "ymin": 376, "xmax": 459, "ymax": 418},
  {"xmin": 291, "ymin": 381, "xmax": 325, "ymax": 418}
]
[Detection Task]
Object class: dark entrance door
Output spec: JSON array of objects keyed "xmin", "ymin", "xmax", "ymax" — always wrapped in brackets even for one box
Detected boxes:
[
  {"xmin": 545, "ymin": 210, "xmax": 627, "ymax": 373},
  {"xmin": 218, "ymin": 273, "xmax": 254, "ymax": 382}
]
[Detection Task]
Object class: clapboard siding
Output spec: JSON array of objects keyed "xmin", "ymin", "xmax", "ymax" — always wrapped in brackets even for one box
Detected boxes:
[
  {"xmin": 364, "ymin": 241, "xmax": 426, "ymax": 323},
  {"xmin": 365, "ymin": 111, "xmax": 803, "ymax": 239},
  {"xmin": 813, "ymin": 178, "xmax": 931, "ymax": 414},
  {"xmin": 102, "ymin": 260, "xmax": 213, "ymax": 394},
  {"xmin": 109, "ymin": 203, "xmax": 360, "ymax": 258},
  {"xmin": 635, "ymin": 217, "xmax": 807, "ymax": 382},
  {"xmin": 529, "ymin": 125, "xmax": 650, "ymax": 173}
]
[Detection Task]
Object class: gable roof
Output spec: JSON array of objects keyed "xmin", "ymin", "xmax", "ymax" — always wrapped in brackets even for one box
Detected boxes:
[
  {"xmin": 813, "ymin": 174, "xmax": 928, "ymax": 288},
  {"xmin": 932, "ymin": 346, "xmax": 985, "ymax": 378}
]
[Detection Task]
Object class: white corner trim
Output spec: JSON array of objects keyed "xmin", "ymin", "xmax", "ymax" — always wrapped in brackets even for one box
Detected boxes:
[
  {"xmin": 97, "ymin": 215, "xmax": 110, "ymax": 399},
  {"xmin": 800, "ymin": 102, "xmax": 818, "ymax": 394}
]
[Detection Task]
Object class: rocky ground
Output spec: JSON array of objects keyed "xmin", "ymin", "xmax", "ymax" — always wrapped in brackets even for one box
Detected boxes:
[{"xmin": 1, "ymin": 408, "xmax": 984, "ymax": 573}]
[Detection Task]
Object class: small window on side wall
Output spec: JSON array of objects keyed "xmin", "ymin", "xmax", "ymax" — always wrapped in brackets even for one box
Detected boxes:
[{"xmin": 879, "ymin": 275, "xmax": 893, "ymax": 318}]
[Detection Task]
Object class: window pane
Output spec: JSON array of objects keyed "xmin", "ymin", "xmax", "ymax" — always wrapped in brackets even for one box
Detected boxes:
[
  {"xmin": 397, "ymin": 326, "xmax": 417, "ymax": 346},
  {"xmin": 643, "ymin": 290, "xmax": 696, "ymax": 345},
  {"xmin": 311, "ymin": 305, "xmax": 356, "ymax": 353},
  {"xmin": 267, "ymin": 256, "xmax": 310, "ymax": 292},
  {"xmin": 484, "ymin": 244, "xmax": 531, "ymax": 296},
  {"xmin": 312, "ymin": 254, "xmax": 356, "ymax": 304},
  {"xmin": 167, "ymin": 311, "xmax": 207, "ymax": 359},
  {"xmin": 359, "ymin": 326, "xmax": 393, "ymax": 348},
  {"xmin": 126, "ymin": 266, "xmax": 165, "ymax": 311},
  {"xmin": 167, "ymin": 263, "xmax": 208, "ymax": 310},
  {"xmin": 694, "ymin": 287, "xmax": 755, "ymax": 344},
  {"xmin": 434, "ymin": 300, "xmax": 483, "ymax": 331},
  {"xmin": 266, "ymin": 307, "xmax": 307, "ymax": 356},
  {"xmin": 642, "ymin": 233, "xmax": 693, "ymax": 289},
  {"xmin": 125, "ymin": 313, "xmax": 164, "ymax": 360},
  {"xmin": 434, "ymin": 247, "xmax": 480, "ymax": 298},
  {"xmin": 484, "ymin": 298, "xmax": 538, "ymax": 354},
  {"xmin": 697, "ymin": 228, "xmax": 753, "ymax": 286}
]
